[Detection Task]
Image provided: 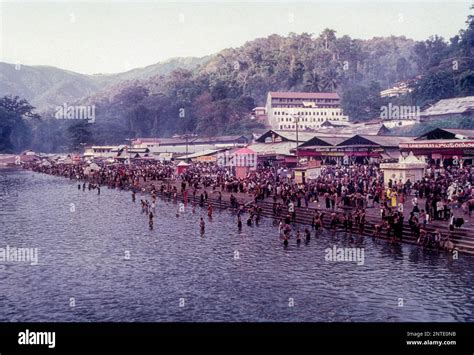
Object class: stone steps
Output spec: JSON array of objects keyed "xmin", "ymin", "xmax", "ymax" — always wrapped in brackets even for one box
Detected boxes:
[{"xmin": 147, "ymin": 187, "xmax": 473, "ymax": 255}]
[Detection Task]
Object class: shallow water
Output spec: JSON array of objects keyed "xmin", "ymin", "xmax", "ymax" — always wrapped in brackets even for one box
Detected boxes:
[{"xmin": 0, "ymin": 169, "xmax": 473, "ymax": 322}]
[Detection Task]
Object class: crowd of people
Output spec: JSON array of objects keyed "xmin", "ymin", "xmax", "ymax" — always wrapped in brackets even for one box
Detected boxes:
[{"xmin": 23, "ymin": 157, "xmax": 473, "ymax": 251}]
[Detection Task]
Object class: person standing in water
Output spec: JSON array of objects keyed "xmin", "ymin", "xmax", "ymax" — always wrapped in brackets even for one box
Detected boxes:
[
  {"xmin": 208, "ymin": 203, "xmax": 213, "ymax": 218},
  {"xmin": 255, "ymin": 207, "xmax": 261, "ymax": 225},
  {"xmin": 237, "ymin": 215, "xmax": 242, "ymax": 231},
  {"xmin": 247, "ymin": 214, "xmax": 253, "ymax": 226},
  {"xmin": 132, "ymin": 191, "xmax": 136, "ymax": 202},
  {"xmin": 200, "ymin": 217, "xmax": 205, "ymax": 234},
  {"xmin": 278, "ymin": 219, "xmax": 284, "ymax": 237},
  {"xmin": 149, "ymin": 211, "xmax": 154, "ymax": 230},
  {"xmin": 304, "ymin": 228, "xmax": 310, "ymax": 242}
]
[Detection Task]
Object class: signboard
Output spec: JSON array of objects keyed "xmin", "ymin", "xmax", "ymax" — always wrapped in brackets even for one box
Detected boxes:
[
  {"xmin": 400, "ymin": 141, "xmax": 474, "ymax": 149},
  {"xmin": 347, "ymin": 152, "xmax": 380, "ymax": 157},
  {"xmin": 197, "ymin": 155, "xmax": 216, "ymax": 162},
  {"xmin": 294, "ymin": 170, "xmax": 304, "ymax": 184},
  {"xmin": 158, "ymin": 153, "xmax": 172, "ymax": 161},
  {"xmin": 321, "ymin": 152, "xmax": 344, "ymax": 157},
  {"xmin": 306, "ymin": 167, "xmax": 321, "ymax": 179}
]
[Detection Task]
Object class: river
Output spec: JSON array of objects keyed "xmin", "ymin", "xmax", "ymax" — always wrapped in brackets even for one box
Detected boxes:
[{"xmin": 0, "ymin": 169, "xmax": 472, "ymax": 322}]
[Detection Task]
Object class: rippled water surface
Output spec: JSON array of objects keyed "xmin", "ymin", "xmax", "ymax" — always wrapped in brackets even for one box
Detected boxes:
[{"xmin": 0, "ymin": 169, "xmax": 473, "ymax": 322}]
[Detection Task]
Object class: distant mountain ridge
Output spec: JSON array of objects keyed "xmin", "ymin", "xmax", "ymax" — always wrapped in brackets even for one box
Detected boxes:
[{"xmin": 0, "ymin": 56, "xmax": 211, "ymax": 112}]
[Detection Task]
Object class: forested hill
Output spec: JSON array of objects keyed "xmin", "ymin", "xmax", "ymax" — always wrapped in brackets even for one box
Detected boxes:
[
  {"xmin": 66, "ymin": 31, "xmax": 421, "ymax": 146},
  {"xmin": 2, "ymin": 7, "xmax": 474, "ymax": 153},
  {"xmin": 0, "ymin": 57, "xmax": 210, "ymax": 112}
]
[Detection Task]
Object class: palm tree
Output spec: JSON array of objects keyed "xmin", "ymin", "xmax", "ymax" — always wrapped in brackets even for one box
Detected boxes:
[
  {"xmin": 304, "ymin": 70, "xmax": 324, "ymax": 92},
  {"xmin": 322, "ymin": 67, "xmax": 339, "ymax": 92}
]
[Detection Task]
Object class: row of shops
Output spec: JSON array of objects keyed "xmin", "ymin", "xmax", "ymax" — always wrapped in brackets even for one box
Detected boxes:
[
  {"xmin": 251, "ymin": 128, "xmax": 474, "ymax": 167},
  {"xmin": 77, "ymin": 128, "xmax": 474, "ymax": 170}
]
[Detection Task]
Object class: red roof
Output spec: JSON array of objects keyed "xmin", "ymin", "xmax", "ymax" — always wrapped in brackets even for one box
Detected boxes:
[
  {"xmin": 234, "ymin": 147, "xmax": 256, "ymax": 155},
  {"xmin": 269, "ymin": 91, "xmax": 340, "ymax": 100}
]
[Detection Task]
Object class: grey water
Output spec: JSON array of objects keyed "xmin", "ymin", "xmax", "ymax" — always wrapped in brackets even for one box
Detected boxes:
[{"xmin": 0, "ymin": 169, "xmax": 473, "ymax": 322}]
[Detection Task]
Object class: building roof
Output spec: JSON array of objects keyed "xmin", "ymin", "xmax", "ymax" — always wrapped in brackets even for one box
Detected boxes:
[
  {"xmin": 90, "ymin": 146, "xmax": 116, "ymax": 150},
  {"xmin": 415, "ymin": 128, "xmax": 474, "ymax": 140},
  {"xmin": 191, "ymin": 135, "xmax": 248, "ymax": 144},
  {"xmin": 337, "ymin": 135, "xmax": 413, "ymax": 148},
  {"xmin": 176, "ymin": 149, "xmax": 221, "ymax": 160},
  {"xmin": 133, "ymin": 138, "xmax": 188, "ymax": 145},
  {"xmin": 234, "ymin": 147, "xmax": 256, "ymax": 155},
  {"xmin": 421, "ymin": 96, "xmax": 474, "ymax": 116},
  {"xmin": 128, "ymin": 148, "xmax": 149, "ymax": 153},
  {"xmin": 249, "ymin": 142, "xmax": 297, "ymax": 156},
  {"xmin": 320, "ymin": 120, "xmax": 351, "ymax": 127},
  {"xmin": 133, "ymin": 135, "xmax": 248, "ymax": 146},
  {"xmin": 269, "ymin": 91, "xmax": 340, "ymax": 100},
  {"xmin": 306, "ymin": 123, "xmax": 384, "ymax": 136},
  {"xmin": 146, "ymin": 145, "xmax": 215, "ymax": 154},
  {"xmin": 255, "ymin": 130, "xmax": 316, "ymax": 143},
  {"xmin": 298, "ymin": 136, "xmax": 348, "ymax": 148},
  {"xmin": 437, "ymin": 129, "xmax": 474, "ymax": 139}
]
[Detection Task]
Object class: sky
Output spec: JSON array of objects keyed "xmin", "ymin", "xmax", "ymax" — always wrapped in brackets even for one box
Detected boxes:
[{"xmin": 0, "ymin": 0, "xmax": 472, "ymax": 75}]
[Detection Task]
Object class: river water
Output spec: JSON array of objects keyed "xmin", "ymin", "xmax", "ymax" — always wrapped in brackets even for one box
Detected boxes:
[{"xmin": 0, "ymin": 169, "xmax": 473, "ymax": 322}]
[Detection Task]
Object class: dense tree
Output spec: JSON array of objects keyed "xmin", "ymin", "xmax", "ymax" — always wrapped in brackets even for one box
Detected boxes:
[
  {"xmin": 0, "ymin": 96, "xmax": 39, "ymax": 153},
  {"xmin": 411, "ymin": 70, "xmax": 457, "ymax": 106},
  {"xmin": 67, "ymin": 121, "xmax": 93, "ymax": 151},
  {"xmin": 457, "ymin": 69, "xmax": 474, "ymax": 95},
  {"xmin": 341, "ymin": 82, "xmax": 384, "ymax": 121}
]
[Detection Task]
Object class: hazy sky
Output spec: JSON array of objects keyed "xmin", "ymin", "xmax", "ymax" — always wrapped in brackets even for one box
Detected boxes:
[{"xmin": 0, "ymin": 0, "xmax": 472, "ymax": 75}]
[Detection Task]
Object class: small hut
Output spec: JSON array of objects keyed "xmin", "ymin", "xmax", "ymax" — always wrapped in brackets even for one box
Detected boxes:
[
  {"xmin": 176, "ymin": 161, "xmax": 190, "ymax": 175},
  {"xmin": 380, "ymin": 152, "xmax": 427, "ymax": 186}
]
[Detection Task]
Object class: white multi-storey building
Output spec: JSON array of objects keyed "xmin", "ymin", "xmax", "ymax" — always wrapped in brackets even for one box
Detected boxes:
[{"xmin": 265, "ymin": 91, "xmax": 349, "ymax": 130}]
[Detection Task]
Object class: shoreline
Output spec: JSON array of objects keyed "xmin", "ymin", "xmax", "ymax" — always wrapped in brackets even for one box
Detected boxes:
[{"xmin": 21, "ymin": 167, "xmax": 472, "ymax": 256}]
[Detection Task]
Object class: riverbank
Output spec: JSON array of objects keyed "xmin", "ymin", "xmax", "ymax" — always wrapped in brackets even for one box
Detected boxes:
[{"xmin": 137, "ymin": 176, "xmax": 473, "ymax": 255}]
